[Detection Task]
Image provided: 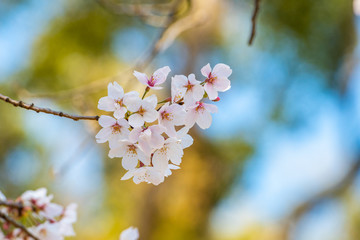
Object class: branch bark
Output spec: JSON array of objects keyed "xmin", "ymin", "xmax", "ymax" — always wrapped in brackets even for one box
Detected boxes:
[
  {"xmin": 0, "ymin": 93, "xmax": 99, "ymax": 121},
  {"xmin": 248, "ymin": 0, "xmax": 261, "ymax": 45},
  {"xmin": 0, "ymin": 212, "xmax": 39, "ymax": 240}
]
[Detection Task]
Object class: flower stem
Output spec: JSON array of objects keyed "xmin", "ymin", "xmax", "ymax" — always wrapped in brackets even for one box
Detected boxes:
[{"xmin": 142, "ymin": 87, "xmax": 150, "ymax": 99}]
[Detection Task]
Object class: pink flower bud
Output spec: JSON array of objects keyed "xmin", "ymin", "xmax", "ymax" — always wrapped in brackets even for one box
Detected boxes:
[{"xmin": 212, "ymin": 97, "xmax": 220, "ymax": 102}]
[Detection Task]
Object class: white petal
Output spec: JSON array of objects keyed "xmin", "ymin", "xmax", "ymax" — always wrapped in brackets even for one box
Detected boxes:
[
  {"xmin": 108, "ymin": 145, "xmax": 126, "ymax": 158},
  {"xmin": 153, "ymin": 66, "xmax": 171, "ymax": 85},
  {"xmin": 98, "ymin": 96, "xmax": 116, "ymax": 111},
  {"xmin": 214, "ymin": 77, "xmax": 231, "ymax": 92},
  {"xmin": 122, "ymin": 155, "xmax": 138, "ymax": 170},
  {"xmin": 150, "ymin": 132, "xmax": 165, "ymax": 149},
  {"xmin": 143, "ymin": 109, "xmax": 158, "ymax": 123},
  {"xmin": 128, "ymin": 114, "xmax": 144, "ymax": 128},
  {"xmin": 95, "ymin": 127, "xmax": 112, "ymax": 143},
  {"xmin": 129, "ymin": 127, "xmax": 143, "ymax": 143},
  {"xmin": 196, "ymin": 110, "xmax": 212, "ymax": 129},
  {"xmin": 184, "ymin": 109, "xmax": 196, "ymax": 128},
  {"xmin": 108, "ymin": 82, "xmax": 124, "ymax": 99},
  {"xmin": 123, "ymin": 94, "xmax": 141, "ymax": 112},
  {"xmin": 98, "ymin": 115, "xmax": 116, "ymax": 127},
  {"xmin": 204, "ymin": 83, "xmax": 218, "ymax": 100},
  {"xmin": 191, "ymin": 84, "xmax": 205, "ymax": 101},
  {"xmin": 114, "ymin": 107, "xmax": 127, "ymax": 119},
  {"xmin": 152, "ymin": 151, "xmax": 169, "ymax": 171},
  {"xmin": 121, "ymin": 170, "xmax": 136, "ymax": 180},
  {"xmin": 143, "ymin": 94, "xmax": 157, "ymax": 108},
  {"xmin": 201, "ymin": 63, "xmax": 211, "ymax": 77},
  {"xmin": 212, "ymin": 63, "xmax": 232, "ymax": 78},
  {"xmin": 133, "ymin": 71, "xmax": 149, "ymax": 86},
  {"xmin": 188, "ymin": 73, "xmax": 201, "ymax": 85},
  {"xmin": 204, "ymin": 103, "xmax": 218, "ymax": 113}
]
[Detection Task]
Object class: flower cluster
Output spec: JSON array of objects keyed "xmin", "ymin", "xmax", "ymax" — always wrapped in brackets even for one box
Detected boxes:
[
  {"xmin": 0, "ymin": 188, "xmax": 77, "ymax": 240},
  {"xmin": 97, "ymin": 63, "xmax": 232, "ymax": 185}
]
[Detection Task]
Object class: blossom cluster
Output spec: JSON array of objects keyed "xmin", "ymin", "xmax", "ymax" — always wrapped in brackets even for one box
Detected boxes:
[
  {"xmin": 0, "ymin": 188, "xmax": 77, "ymax": 240},
  {"xmin": 96, "ymin": 63, "xmax": 232, "ymax": 185}
]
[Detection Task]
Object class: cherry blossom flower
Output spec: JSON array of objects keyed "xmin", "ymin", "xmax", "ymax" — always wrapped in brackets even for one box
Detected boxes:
[
  {"xmin": 134, "ymin": 66, "xmax": 171, "ymax": 89},
  {"xmin": 129, "ymin": 125, "xmax": 165, "ymax": 155},
  {"xmin": 96, "ymin": 116, "xmax": 130, "ymax": 149},
  {"xmin": 201, "ymin": 63, "xmax": 232, "ymax": 100},
  {"xmin": 171, "ymin": 74, "xmax": 204, "ymax": 106},
  {"xmin": 152, "ymin": 137, "xmax": 183, "ymax": 171},
  {"xmin": 119, "ymin": 226, "xmax": 139, "ymax": 240},
  {"xmin": 158, "ymin": 102, "xmax": 186, "ymax": 137},
  {"xmin": 109, "ymin": 140, "xmax": 149, "ymax": 170},
  {"xmin": 185, "ymin": 101, "xmax": 218, "ymax": 129},
  {"xmin": 0, "ymin": 190, "xmax": 6, "ymax": 201},
  {"xmin": 125, "ymin": 94, "xmax": 158, "ymax": 128},
  {"xmin": 121, "ymin": 166, "xmax": 166, "ymax": 185},
  {"xmin": 98, "ymin": 82, "xmax": 138, "ymax": 119}
]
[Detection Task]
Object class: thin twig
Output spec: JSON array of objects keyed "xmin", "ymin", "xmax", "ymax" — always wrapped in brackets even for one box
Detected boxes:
[
  {"xmin": 281, "ymin": 156, "xmax": 360, "ymax": 239},
  {"xmin": 0, "ymin": 212, "xmax": 39, "ymax": 240},
  {"xmin": 0, "ymin": 93, "xmax": 99, "ymax": 121},
  {"xmin": 248, "ymin": 0, "xmax": 261, "ymax": 45},
  {"xmin": 0, "ymin": 200, "xmax": 23, "ymax": 209}
]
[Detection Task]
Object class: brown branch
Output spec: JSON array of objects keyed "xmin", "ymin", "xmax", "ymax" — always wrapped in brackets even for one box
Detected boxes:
[
  {"xmin": 0, "ymin": 200, "xmax": 23, "ymax": 209},
  {"xmin": 0, "ymin": 93, "xmax": 99, "ymax": 121},
  {"xmin": 0, "ymin": 212, "xmax": 39, "ymax": 240},
  {"xmin": 248, "ymin": 0, "xmax": 261, "ymax": 45},
  {"xmin": 281, "ymin": 156, "xmax": 360, "ymax": 239}
]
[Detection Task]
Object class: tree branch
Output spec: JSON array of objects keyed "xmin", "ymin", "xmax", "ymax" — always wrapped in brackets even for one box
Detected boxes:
[
  {"xmin": 248, "ymin": 0, "xmax": 261, "ymax": 45},
  {"xmin": 0, "ymin": 93, "xmax": 99, "ymax": 121},
  {"xmin": 0, "ymin": 212, "xmax": 39, "ymax": 240},
  {"xmin": 0, "ymin": 200, "xmax": 23, "ymax": 209},
  {"xmin": 281, "ymin": 156, "xmax": 360, "ymax": 239}
]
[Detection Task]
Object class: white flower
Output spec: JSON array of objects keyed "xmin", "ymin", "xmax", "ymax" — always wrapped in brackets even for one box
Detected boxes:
[
  {"xmin": 98, "ymin": 82, "xmax": 138, "ymax": 119},
  {"xmin": 29, "ymin": 222, "xmax": 63, "ymax": 240},
  {"xmin": 119, "ymin": 226, "xmax": 139, "ymax": 240},
  {"xmin": 21, "ymin": 188, "xmax": 52, "ymax": 207},
  {"xmin": 96, "ymin": 115, "xmax": 131, "ymax": 149},
  {"xmin": 42, "ymin": 203, "xmax": 63, "ymax": 219},
  {"xmin": 152, "ymin": 138, "xmax": 183, "ymax": 171},
  {"xmin": 201, "ymin": 63, "xmax": 232, "ymax": 100},
  {"xmin": 109, "ymin": 140, "xmax": 149, "ymax": 170},
  {"xmin": 126, "ymin": 94, "xmax": 159, "ymax": 127},
  {"xmin": 121, "ymin": 166, "xmax": 166, "ymax": 185},
  {"xmin": 129, "ymin": 125, "xmax": 165, "ymax": 155},
  {"xmin": 185, "ymin": 101, "xmax": 218, "ymax": 129},
  {"xmin": 158, "ymin": 103, "xmax": 186, "ymax": 137},
  {"xmin": 171, "ymin": 74, "xmax": 204, "ymax": 107},
  {"xmin": 134, "ymin": 66, "xmax": 171, "ymax": 89},
  {"xmin": 59, "ymin": 203, "xmax": 77, "ymax": 237}
]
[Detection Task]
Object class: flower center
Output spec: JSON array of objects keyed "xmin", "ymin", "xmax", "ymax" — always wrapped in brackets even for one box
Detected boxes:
[
  {"xmin": 128, "ymin": 144, "xmax": 137, "ymax": 154},
  {"xmin": 195, "ymin": 101, "xmax": 204, "ymax": 112},
  {"xmin": 115, "ymin": 98, "xmax": 123, "ymax": 107},
  {"xmin": 185, "ymin": 81, "xmax": 194, "ymax": 91},
  {"xmin": 111, "ymin": 123, "xmax": 122, "ymax": 133},
  {"xmin": 205, "ymin": 73, "xmax": 217, "ymax": 84},
  {"xmin": 138, "ymin": 106, "xmax": 146, "ymax": 116},
  {"xmin": 147, "ymin": 76, "xmax": 156, "ymax": 87},
  {"xmin": 161, "ymin": 111, "xmax": 173, "ymax": 121}
]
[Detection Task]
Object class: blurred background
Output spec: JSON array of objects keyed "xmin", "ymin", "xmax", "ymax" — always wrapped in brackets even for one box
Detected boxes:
[{"xmin": 0, "ymin": 0, "xmax": 359, "ymax": 239}]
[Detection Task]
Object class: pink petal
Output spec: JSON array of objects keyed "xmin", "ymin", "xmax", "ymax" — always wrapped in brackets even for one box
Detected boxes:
[
  {"xmin": 214, "ymin": 77, "xmax": 231, "ymax": 92},
  {"xmin": 184, "ymin": 109, "xmax": 197, "ymax": 128},
  {"xmin": 123, "ymin": 94, "xmax": 141, "ymax": 112},
  {"xmin": 204, "ymin": 83, "xmax": 218, "ymax": 100},
  {"xmin": 201, "ymin": 63, "xmax": 212, "ymax": 77},
  {"xmin": 108, "ymin": 82, "xmax": 124, "ymax": 99},
  {"xmin": 122, "ymin": 155, "xmax": 138, "ymax": 170},
  {"xmin": 114, "ymin": 107, "xmax": 127, "ymax": 119},
  {"xmin": 129, "ymin": 127, "xmax": 143, "ymax": 143},
  {"xmin": 98, "ymin": 96, "xmax": 115, "ymax": 111},
  {"xmin": 153, "ymin": 66, "xmax": 171, "ymax": 85},
  {"xmin": 128, "ymin": 114, "xmax": 144, "ymax": 128},
  {"xmin": 95, "ymin": 127, "xmax": 112, "ymax": 143},
  {"xmin": 203, "ymin": 103, "xmax": 218, "ymax": 113},
  {"xmin": 143, "ymin": 94, "xmax": 158, "ymax": 108},
  {"xmin": 196, "ymin": 110, "xmax": 212, "ymax": 129},
  {"xmin": 212, "ymin": 63, "xmax": 232, "ymax": 78},
  {"xmin": 133, "ymin": 71, "xmax": 149, "ymax": 86},
  {"xmin": 98, "ymin": 115, "xmax": 116, "ymax": 127}
]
